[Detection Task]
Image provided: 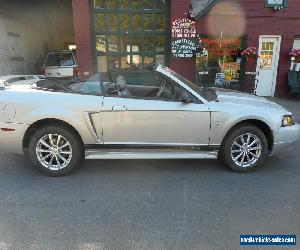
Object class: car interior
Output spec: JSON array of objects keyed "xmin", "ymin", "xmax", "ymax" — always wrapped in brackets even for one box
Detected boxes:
[
  {"xmin": 103, "ymin": 73, "xmax": 195, "ymax": 103},
  {"xmin": 35, "ymin": 71, "xmax": 199, "ymax": 103}
]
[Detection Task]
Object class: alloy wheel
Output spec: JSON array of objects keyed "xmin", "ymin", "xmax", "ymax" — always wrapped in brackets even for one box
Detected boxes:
[
  {"xmin": 36, "ymin": 134, "xmax": 73, "ymax": 171},
  {"xmin": 231, "ymin": 133, "xmax": 262, "ymax": 168}
]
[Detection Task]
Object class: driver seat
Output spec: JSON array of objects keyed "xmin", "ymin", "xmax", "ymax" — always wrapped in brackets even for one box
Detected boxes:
[{"xmin": 116, "ymin": 75, "xmax": 132, "ymax": 97}]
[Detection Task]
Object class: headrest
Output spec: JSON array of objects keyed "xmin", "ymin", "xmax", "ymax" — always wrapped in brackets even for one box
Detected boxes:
[{"xmin": 116, "ymin": 75, "xmax": 127, "ymax": 90}]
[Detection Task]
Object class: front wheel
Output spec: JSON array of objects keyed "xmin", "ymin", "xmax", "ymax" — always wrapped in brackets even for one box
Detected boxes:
[
  {"xmin": 219, "ymin": 125, "xmax": 268, "ymax": 173},
  {"xmin": 28, "ymin": 126, "xmax": 83, "ymax": 176}
]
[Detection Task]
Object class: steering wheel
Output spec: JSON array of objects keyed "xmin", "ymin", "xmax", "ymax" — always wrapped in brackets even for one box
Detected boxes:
[{"xmin": 105, "ymin": 82, "xmax": 119, "ymax": 95}]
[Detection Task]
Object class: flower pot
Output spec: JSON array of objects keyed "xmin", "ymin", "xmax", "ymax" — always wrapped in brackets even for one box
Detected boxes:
[{"xmin": 225, "ymin": 75, "xmax": 232, "ymax": 81}]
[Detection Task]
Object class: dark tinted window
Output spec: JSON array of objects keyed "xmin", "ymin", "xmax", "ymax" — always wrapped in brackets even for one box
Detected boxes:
[{"xmin": 45, "ymin": 53, "xmax": 75, "ymax": 67}]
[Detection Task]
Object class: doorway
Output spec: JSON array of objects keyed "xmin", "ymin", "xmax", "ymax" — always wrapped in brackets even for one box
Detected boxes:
[{"xmin": 255, "ymin": 36, "xmax": 281, "ymax": 96}]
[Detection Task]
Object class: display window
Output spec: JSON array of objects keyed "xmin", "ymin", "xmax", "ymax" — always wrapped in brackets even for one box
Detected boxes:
[{"xmin": 196, "ymin": 36, "xmax": 245, "ymax": 88}]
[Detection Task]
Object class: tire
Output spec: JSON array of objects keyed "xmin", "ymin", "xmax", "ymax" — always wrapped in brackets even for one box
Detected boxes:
[
  {"xmin": 28, "ymin": 125, "xmax": 83, "ymax": 176},
  {"xmin": 219, "ymin": 124, "xmax": 268, "ymax": 173}
]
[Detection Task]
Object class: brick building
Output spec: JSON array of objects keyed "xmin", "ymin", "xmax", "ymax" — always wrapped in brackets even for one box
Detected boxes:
[{"xmin": 72, "ymin": 0, "xmax": 300, "ymax": 96}]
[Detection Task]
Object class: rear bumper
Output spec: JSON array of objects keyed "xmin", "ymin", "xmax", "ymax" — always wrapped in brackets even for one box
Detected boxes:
[
  {"xmin": 0, "ymin": 122, "xmax": 29, "ymax": 154},
  {"xmin": 271, "ymin": 123, "xmax": 300, "ymax": 155}
]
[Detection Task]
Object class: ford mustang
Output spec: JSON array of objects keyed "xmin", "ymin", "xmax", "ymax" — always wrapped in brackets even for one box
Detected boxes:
[{"xmin": 0, "ymin": 63, "xmax": 299, "ymax": 176}]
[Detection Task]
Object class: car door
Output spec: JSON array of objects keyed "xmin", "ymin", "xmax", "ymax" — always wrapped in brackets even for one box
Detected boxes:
[{"xmin": 101, "ymin": 92, "xmax": 211, "ymax": 146}]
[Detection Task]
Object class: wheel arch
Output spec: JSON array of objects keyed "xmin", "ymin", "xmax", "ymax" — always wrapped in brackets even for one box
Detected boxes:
[
  {"xmin": 22, "ymin": 118, "xmax": 84, "ymax": 152},
  {"xmin": 221, "ymin": 119, "xmax": 274, "ymax": 152}
]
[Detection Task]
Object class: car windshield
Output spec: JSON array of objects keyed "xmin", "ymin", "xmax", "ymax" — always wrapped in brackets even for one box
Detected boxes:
[
  {"xmin": 158, "ymin": 65, "xmax": 217, "ymax": 102},
  {"xmin": 45, "ymin": 52, "xmax": 75, "ymax": 67},
  {"xmin": 36, "ymin": 74, "xmax": 102, "ymax": 95}
]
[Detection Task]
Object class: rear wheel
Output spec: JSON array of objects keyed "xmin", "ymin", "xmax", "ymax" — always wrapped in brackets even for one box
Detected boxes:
[
  {"xmin": 28, "ymin": 126, "xmax": 83, "ymax": 176},
  {"xmin": 219, "ymin": 125, "xmax": 268, "ymax": 172}
]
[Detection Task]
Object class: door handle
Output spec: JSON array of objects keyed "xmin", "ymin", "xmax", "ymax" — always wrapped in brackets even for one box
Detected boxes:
[{"xmin": 112, "ymin": 105, "xmax": 127, "ymax": 111}]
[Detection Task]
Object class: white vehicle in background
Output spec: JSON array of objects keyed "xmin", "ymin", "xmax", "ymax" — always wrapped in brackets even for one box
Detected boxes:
[
  {"xmin": 0, "ymin": 75, "xmax": 44, "ymax": 86},
  {"xmin": 42, "ymin": 50, "xmax": 78, "ymax": 78}
]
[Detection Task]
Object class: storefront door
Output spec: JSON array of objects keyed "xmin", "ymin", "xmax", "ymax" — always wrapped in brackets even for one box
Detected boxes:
[{"xmin": 255, "ymin": 36, "xmax": 281, "ymax": 97}]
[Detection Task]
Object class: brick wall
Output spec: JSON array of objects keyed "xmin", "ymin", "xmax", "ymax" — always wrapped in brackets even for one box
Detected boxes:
[
  {"xmin": 169, "ymin": 0, "xmax": 196, "ymax": 81},
  {"xmin": 72, "ymin": 0, "xmax": 94, "ymax": 76}
]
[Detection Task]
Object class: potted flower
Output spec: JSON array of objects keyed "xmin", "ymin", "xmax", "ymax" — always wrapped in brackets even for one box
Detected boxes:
[
  {"xmin": 241, "ymin": 47, "xmax": 258, "ymax": 62},
  {"xmin": 289, "ymin": 49, "xmax": 300, "ymax": 62}
]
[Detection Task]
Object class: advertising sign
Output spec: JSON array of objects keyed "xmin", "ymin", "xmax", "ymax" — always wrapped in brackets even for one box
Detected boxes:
[
  {"xmin": 171, "ymin": 39, "xmax": 197, "ymax": 58},
  {"xmin": 171, "ymin": 18, "xmax": 197, "ymax": 58}
]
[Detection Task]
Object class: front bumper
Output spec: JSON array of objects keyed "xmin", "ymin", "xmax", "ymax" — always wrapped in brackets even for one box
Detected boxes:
[
  {"xmin": 271, "ymin": 123, "xmax": 300, "ymax": 155},
  {"xmin": 0, "ymin": 122, "xmax": 29, "ymax": 155}
]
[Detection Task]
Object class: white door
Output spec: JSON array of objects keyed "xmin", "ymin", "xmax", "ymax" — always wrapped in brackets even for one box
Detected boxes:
[{"xmin": 255, "ymin": 36, "xmax": 281, "ymax": 97}]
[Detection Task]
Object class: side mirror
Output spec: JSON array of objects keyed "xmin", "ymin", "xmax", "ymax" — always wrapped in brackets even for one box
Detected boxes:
[{"xmin": 181, "ymin": 91, "xmax": 193, "ymax": 103}]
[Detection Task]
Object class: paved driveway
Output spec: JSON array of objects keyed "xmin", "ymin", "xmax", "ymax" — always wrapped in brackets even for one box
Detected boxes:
[{"xmin": 0, "ymin": 99, "xmax": 299, "ymax": 250}]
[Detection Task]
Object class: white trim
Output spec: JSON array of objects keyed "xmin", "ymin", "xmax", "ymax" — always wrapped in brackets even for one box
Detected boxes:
[{"xmin": 255, "ymin": 35, "xmax": 281, "ymax": 97}]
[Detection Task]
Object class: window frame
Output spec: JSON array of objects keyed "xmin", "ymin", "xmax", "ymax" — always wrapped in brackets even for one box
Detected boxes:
[
  {"xmin": 264, "ymin": 0, "xmax": 288, "ymax": 8},
  {"xmin": 90, "ymin": 0, "xmax": 170, "ymax": 76}
]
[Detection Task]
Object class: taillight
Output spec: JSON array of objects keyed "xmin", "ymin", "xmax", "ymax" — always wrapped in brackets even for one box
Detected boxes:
[
  {"xmin": 41, "ymin": 67, "xmax": 45, "ymax": 76},
  {"xmin": 73, "ymin": 66, "xmax": 79, "ymax": 76}
]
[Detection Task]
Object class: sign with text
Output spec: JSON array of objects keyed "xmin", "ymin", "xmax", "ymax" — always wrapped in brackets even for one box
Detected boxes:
[
  {"xmin": 172, "ymin": 38, "xmax": 197, "ymax": 58},
  {"xmin": 171, "ymin": 18, "xmax": 197, "ymax": 58}
]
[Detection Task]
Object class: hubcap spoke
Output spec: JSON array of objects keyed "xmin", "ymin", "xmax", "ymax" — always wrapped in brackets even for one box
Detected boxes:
[
  {"xmin": 246, "ymin": 134, "xmax": 251, "ymax": 144},
  {"xmin": 249, "ymin": 151, "xmax": 258, "ymax": 159},
  {"xmin": 249, "ymin": 147, "xmax": 261, "ymax": 151},
  {"xmin": 246, "ymin": 153, "xmax": 251, "ymax": 163},
  {"xmin": 240, "ymin": 135, "xmax": 246, "ymax": 144},
  {"xmin": 37, "ymin": 149, "xmax": 51, "ymax": 153},
  {"xmin": 60, "ymin": 142, "xmax": 70, "ymax": 149},
  {"xmin": 55, "ymin": 155, "xmax": 61, "ymax": 170},
  {"xmin": 233, "ymin": 141, "xmax": 242, "ymax": 148},
  {"xmin": 57, "ymin": 154, "xmax": 68, "ymax": 164},
  {"xmin": 49, "ymin": 155, "xmax": 55, "ymax": 166},
  {"xmin": 48, "ymin": 134, "xmax": 55, "ymax": 147},
  {"xmin": 234, "ymin": 152, "xmax": 244, "ymax": 160},
  {"xmin": 232, "ymin": 149, "xmax": 243, "ymax": 153},
  {"xmin": 60, "ymin": 151, "xmax": 72, "ymax": 155},
  {"xmin": 57, "ymin": 135, "xmax": 62, "ymax": 147},
  {"xmin": 40, "ymin": 139, "xmax": 51, "ymax": 149},
  {"xmin": 41, "ymin": 154, "xmax": 51, "ymax": 161},
  {"xmin": 249, "ymin": 139, "xmax": 259, "ymax": 147}
]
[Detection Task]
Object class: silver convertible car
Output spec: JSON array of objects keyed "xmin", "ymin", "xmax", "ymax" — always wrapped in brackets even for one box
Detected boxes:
[{"xmin": 0, "ymin": 63, "xmax": 300, "ymax": 176}]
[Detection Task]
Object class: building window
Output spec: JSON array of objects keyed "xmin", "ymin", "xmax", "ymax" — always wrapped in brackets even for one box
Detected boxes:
[
  {"xmin": 265, "ymin": 0, "xmax": 288, "ymax": 8},
  {"xmin": 92, "ymin": 0, "xmax": 169, "ymax": 83},
  {"xmin": 196, "ymin": 35, "xmax": 246, "ymax": 88},
  {"xmin": 292, "ymin": 37, "xmax": 300, "ymax": 49}
]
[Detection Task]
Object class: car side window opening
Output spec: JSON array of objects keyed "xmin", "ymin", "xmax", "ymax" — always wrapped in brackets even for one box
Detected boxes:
[{"xmin": 103, "ymin": 72, "xmax": 199, "ymax": 103}]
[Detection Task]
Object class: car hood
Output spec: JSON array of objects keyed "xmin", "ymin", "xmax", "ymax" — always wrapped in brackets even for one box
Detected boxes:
[{"xmin": 214, "ymin": 88, "xmax": 289, "ymax": 112}]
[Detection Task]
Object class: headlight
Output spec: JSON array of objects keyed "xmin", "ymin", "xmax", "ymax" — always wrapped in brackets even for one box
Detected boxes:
[{"xmin": 282, "ymin": 115, "xmax": 295, "ymax": 127}]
